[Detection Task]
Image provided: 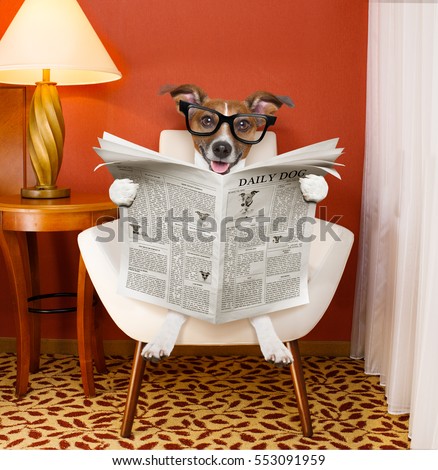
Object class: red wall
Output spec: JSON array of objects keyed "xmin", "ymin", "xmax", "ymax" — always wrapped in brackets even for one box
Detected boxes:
[{"xmin": 0, "ymin": 0, "xmax": 368, "ymax": 342}]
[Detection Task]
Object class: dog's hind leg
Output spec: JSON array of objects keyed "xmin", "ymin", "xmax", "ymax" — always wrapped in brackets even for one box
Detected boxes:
[
  {"xmin": 142, "ymin": 311, "xmax": 187, "ymax": 362},
  {"xmin": 249, "ymin": 315, "xmax": 293, "ymax": 366}
]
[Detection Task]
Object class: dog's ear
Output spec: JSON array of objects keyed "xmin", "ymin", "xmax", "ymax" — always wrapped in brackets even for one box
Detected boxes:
[
  {"xmin": 159, "ymin": 84, "xmax": 208, "ymax": 110},
  {"xmin": 245, "ymin": 91, "xmax": 294, "ymax": 115}
]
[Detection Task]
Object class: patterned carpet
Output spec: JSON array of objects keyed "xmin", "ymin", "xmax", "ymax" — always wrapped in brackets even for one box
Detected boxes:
[{"xmin": 0, "ymin": 352, "xmax": 410, "ymax": 450}]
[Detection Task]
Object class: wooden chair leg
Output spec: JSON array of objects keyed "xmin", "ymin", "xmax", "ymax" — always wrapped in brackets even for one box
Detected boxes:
[
  {"xmin": 121, "ymin": 341, "xmax": 146, "ymax": 438},
  {"xmin": 286, "ymin": 340, "xmax": 313, "ymax": 437},
  {"xmin": 92, "ymin": 300, "xmax": 108, "ymax": 374}
]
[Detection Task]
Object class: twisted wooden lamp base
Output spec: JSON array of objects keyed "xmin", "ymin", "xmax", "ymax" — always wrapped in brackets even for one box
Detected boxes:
[{"xmin": 22, "ymin": 69, "xmax": 70, "ymax": 199}]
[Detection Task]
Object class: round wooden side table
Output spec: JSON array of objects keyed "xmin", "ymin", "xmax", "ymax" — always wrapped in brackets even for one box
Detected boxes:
[{"xmin": 0, "ymin": 194, "xmax": 117, "ymax": 397}]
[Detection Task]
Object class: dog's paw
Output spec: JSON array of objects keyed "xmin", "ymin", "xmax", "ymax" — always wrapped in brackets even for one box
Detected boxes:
[
  {"xmin": 250, "ymin": 315, "xmax": 293, "ymax": 367},
  {"xmin": 299, "ymin": 174, "xmax": 328, "ymax": 203},
  {"xmin": 260, "ymin": 339, "xmax": 293, "ymax": 367},
  {"xmin": 109, "ymin": 178, "xmax": 139, "ymax": 207},
  {"xmin": 141, "ymin": 342, "xmax": 170, "ymax": 363},
  {"xmin": 140, "ymin": 311, "xmax": 186, "ymax": 362}
]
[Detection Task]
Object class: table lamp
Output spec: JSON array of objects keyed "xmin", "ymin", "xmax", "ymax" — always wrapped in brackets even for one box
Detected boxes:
[{"xmin": 0, "ymin": 0, "xmax": 122, "ymax": 198}]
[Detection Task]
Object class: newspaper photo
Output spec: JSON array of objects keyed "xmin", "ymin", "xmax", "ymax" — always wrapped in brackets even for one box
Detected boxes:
[{"xmin": 94, "ymin": 132, "xmax": 343, "ymax": 324}]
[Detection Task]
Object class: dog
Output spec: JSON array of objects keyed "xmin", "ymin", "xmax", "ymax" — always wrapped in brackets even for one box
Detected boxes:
[
  {"xmin": 195, "ymin": 211, "xmax": 210, "ymax": 221},
  {"xmin": 109, "ymin": 84, "xmax": 329, "ymax": 366},
  {"xmin": 199, "ymin": 270, "xmax": 211, "ymax": 282},
  {"xmin": 240, "ymin": 190, "xmax": 259, "ymax": 216},
  {"xmin": 195, "ymin": 210, "xmax": 210, "ymax": 228}
]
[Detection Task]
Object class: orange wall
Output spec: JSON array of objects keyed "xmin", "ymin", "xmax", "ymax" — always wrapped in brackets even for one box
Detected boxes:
[{"xmin": 0, "ymin": 0, "xmax": 368, "ymax": 342}]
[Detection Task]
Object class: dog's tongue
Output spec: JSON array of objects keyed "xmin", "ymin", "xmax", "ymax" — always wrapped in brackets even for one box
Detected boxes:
[{"xmin": 211, "ymin": 161, "xmax": 230, "ymax": 174}]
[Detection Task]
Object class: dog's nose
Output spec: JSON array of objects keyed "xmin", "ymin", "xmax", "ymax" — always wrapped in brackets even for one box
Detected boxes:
[{"xmin": 212, "ymin": 141, "xmax": 232, "ymax": 159}]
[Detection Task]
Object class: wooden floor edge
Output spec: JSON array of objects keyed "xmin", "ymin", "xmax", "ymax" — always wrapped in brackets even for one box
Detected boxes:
[{"xmin": 0, "ymin": 337, "xmax": 351, "ymax": 357}]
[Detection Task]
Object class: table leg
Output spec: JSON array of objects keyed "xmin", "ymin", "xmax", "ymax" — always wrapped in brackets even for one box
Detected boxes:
[
  {"xmin": 76, "ymin": 253, "xmax": 96, "ymax": 397},
  {"xmin": 25, "ymin": 233, "xmax": 41, "ymax": 373},
  {"xmin": 0, "ymin": 228, "xmax": 31, "ymax": 397}
]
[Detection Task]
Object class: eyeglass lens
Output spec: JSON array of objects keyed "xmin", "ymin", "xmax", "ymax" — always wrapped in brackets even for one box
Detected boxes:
[{"xmin": 188, "ymin": 107, "xmax": 219, "ymax": 133}]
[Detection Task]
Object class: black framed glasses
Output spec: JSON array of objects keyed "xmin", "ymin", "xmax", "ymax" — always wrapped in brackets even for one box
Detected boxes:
[{"xmin": 179, "ymin": 100, "xmax": 277, "ymax": 145}]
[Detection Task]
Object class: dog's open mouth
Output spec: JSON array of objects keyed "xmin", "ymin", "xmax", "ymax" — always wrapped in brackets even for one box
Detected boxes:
[{"xmin": 210, "ymin": 161, "xmax": 230, "ymax": 174}]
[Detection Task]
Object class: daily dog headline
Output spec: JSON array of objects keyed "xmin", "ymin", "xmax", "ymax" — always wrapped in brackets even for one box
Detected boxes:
[{"xmin": 238, "ymin": 169, "xmax": 308, "ymax": 187}]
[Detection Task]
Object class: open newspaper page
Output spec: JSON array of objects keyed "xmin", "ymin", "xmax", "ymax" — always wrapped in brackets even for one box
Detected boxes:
[
  {"xmin": 217, "ymin": 164, "xmax": 316, "ymax": 322},
  {"xmin": 94, "ymin": 133, "xmax": 342, "ymax": 324},
  {"xmin": 97, "ymin": 156, "xmax": 225, "ymax": 323}
]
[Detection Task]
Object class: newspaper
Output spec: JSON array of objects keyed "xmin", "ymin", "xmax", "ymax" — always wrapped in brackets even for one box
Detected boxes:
[{"xmin": 94, "ymin": 132, "xmax": 343, "ymax": 324}]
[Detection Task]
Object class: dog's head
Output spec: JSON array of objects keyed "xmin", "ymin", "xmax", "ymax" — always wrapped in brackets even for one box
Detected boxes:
[{"xmin": 160, "ymin": 84, "xmax": 294, "ymax": 174}]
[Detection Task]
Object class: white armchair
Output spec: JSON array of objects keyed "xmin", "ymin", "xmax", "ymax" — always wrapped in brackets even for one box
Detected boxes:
[{"xmin": 78, "ymin": 131, "xmax": 354, "ymax": 438}]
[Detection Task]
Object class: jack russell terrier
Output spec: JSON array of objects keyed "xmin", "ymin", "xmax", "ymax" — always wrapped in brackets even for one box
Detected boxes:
[{"xmin": 109, "ymin": 84, "xmax": 328, "ymax": 366}]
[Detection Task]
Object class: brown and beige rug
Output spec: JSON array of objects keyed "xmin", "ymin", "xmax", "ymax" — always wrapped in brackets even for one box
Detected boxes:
[{"xmin": 0, "ymin": 353, "xmax": 410, "ymax": 450}]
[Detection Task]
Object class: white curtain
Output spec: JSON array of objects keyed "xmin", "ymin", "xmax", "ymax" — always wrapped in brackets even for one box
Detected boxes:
[{"xmin": 351, "ymin": 0, "xmax": 438, "ymax": 450}]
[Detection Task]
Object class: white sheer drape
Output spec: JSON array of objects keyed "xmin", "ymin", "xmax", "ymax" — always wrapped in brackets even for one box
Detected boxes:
[{"xmin": 351, "ymin": 0, "xmax": 438, "ymax": 449}]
